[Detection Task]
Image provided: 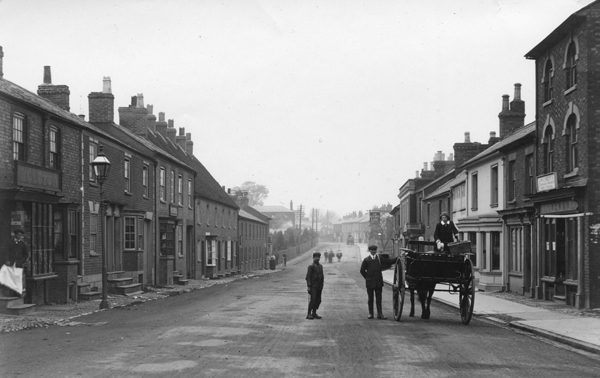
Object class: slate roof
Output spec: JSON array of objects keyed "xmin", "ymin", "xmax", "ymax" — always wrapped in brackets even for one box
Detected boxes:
[
  {"xmin": 188, "ymin": 154, "xmax": 239, "ymax": 209},
  {"xmin": 253, "ymin": 205, "xmax": 294, "ymax": 213},
  {"xmin": 239, "ymin": 209, "xmax": 267, "ymax": 224}
]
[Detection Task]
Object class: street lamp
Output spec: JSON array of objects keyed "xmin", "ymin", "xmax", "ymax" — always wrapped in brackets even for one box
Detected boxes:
[{"xmin": 91, "ymin": 144, "xmax": 111, "ymax": 310}]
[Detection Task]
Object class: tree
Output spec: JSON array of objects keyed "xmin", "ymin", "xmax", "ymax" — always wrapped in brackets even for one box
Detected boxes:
[
  {"xmin": 284, "ymin": 227, "xmax": 296, "ymax": 247},
  {"xmin": 233, "ymin": 181, "xmax": 269, "ymax": 206}
]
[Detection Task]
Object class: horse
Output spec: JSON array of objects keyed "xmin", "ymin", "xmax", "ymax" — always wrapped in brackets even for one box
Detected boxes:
[{"xmin": 408, "ymin": 281, "xmax": 436, "ymax": 319}]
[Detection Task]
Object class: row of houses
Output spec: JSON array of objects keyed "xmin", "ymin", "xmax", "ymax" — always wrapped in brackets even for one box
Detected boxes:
[
  {"xmin": 390, "ymin": 1, "xmax": 600, "ymax": 309},
  {"xmin": 0, "ymin": 48, "xmax": 272, "ymax": 307}
]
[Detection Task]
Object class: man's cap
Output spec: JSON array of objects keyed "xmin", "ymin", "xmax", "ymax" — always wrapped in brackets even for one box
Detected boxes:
[
  {"xmin": 13, "ymin": 227, "xmax": 24, "ymax": 235},
  {"xmin": 368, "ymin": 245, "xmax": 378, "ymax": 251},
  {"xmin": 313, "ymin": 252, "xmax": 321, "ymax": 257}
]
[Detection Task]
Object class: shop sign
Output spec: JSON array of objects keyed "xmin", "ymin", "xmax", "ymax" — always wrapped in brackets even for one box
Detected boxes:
[
  {"xmin": 540, "ymin": 200, "xmax": 578, "ymax": 215},
  {"xmin": 370, "ymin": 211, "xmax": 381, "ymax": 225},
  {"xmin": 16, "ymin": 161, "xmax": 61, "ymax": 192},
  {"xmin": 169, "ymin": 204, "xmax": 179, "ymax": 217},
  {"xmin": 536, "ymin": 172, "xmax": 557, "ymax": 192}
]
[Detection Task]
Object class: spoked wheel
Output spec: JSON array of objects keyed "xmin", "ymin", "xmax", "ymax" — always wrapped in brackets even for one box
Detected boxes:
[
  {"xmin": 459, "ymin": 259, "xmax": 475, "ymax": 325},
  {"xmin": 392, "ymin": 257, "xmax": 405, "ymax": 321}
]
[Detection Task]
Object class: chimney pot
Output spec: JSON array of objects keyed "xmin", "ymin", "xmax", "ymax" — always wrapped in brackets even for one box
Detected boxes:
[
  {"xmin": 136, "ymin": 93, "xmax": 144, "ymax": 108},
  {"xmin": 102, "ymin": 76, "xmax": 112, "ymax": 93},
  {"xmin": 423, "ymin": 162, "xmax": 428, "ymax": 170},
  {"xmin": 464, "ymin": 132, "xmax": 471, "ymax": 143},
  {"xmin": 147, "ymin": 104, "xmax": 153, "ymax": 114},
  {"xmin": 43, "ymin": 66, "xmax": 51, "ymax": 84},
  {"xmin": 168, "ymin": 119, "xmax": 174, "ymax": 128},
  {"xmin": 159, "ymin": 112, "xmax": 165, "ymax": 122},
  {"xmin": 490, "ymin": 131, "xmax": 496, "ymax": 138},
  {"xmin": 131, "ymin": 96, "xmax": 137, "ymax": 107},
  {"xmin": 179, "ymin": 127, "xmax": 185, "ymax": 136},
  {"xmin": 514, "ymin": 83, "xmax": 522, "ymax": 101},
  {"xmin": 502, "ymin": 94, "xmax": 509, "ymax": 111}
]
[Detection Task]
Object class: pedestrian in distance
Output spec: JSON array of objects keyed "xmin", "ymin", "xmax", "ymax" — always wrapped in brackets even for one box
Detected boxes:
[
  {"xmin": 360, "ymin": 245, "xmax": 398, "ymax": 319},
  {"xmin": 282, "ymin": 251, "xmax": 287, "ymax": 267},
  {"xmin": 306, "ymin": 251, "xmax": 324, "ymax": 319},
  {"xmin": 434, "ymin": 212, "xmax": 459, "ymax": 253},
  {"xmin": 328, "ymin": 249, "xmax": 333, "ymax": 264},
  {"xmin": 336, "ymin": 250, "xmax": 342, "ymax": 262},
  {"xmin": 0, "ymin": 227, "xmax": 30, "ymax": 297}
]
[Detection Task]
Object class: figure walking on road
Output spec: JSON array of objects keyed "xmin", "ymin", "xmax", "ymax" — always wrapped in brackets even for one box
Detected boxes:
[
  {"xmin": 305, "ymin": 251, "xmax": 324, "ymax": 320},
  {"xmin": 360, "ymin": 245, "xmax": 398, "ymax": 319}
]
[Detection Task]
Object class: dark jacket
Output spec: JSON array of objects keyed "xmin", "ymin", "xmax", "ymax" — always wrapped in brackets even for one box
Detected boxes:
[
  {"xmin": 434, "ymin": 221, "xmax": 459, "ymax": 244},
  {"xmin": 360, "ymin": 254, "xmax": 398, "ymax": 289},
  {"xmin": 7, "ymin": 238, "xmax": 29, "ymax": 268},
  {"xmin": 306, "ymin": 262, "xmax": 324, "ymax": 287}
]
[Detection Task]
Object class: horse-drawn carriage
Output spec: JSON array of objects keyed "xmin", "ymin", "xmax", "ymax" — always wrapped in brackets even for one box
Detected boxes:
[{"xmin": 391, "ymin": 240, "xmax": 475, "ymax": 325}]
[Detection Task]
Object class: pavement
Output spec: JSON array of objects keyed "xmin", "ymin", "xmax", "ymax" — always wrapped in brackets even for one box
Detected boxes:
[{"xmin": 354, "ymin": 243, "xmax": 600, "ymax": 356}]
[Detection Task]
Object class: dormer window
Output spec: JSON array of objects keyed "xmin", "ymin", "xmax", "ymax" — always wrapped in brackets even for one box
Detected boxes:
[
  {"xmin": 565, "ymin": 41, "xmax": 578, "ymax": 90},
  {"xmin": 543, "ymin": 59, "xmax": 554, "ymax": 103}
]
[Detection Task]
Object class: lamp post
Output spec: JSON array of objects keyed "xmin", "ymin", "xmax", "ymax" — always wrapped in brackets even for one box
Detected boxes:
[{"xmin": 91, "ymin": 144, "xmax": 111, "ymax": 310}]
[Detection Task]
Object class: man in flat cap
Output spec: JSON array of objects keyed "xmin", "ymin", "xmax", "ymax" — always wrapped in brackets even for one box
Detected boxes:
[
  {"xmin": 305, "ymin": 251, "xmax": 324, "ymax": 319},
  {"xmin": 360, "ymin": 245, "xmax": 398, "ymax": 319}
]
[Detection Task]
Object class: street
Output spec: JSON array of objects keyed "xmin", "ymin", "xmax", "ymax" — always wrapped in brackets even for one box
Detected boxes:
[{"xmin": 1, "ymin": 244, "xmax": 599, "ymax": 378}]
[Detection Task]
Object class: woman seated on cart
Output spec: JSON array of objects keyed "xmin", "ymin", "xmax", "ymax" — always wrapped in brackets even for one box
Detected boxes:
[{"xmin": 433, "ymin": 212, "xmax": 459, "ymax": 253}]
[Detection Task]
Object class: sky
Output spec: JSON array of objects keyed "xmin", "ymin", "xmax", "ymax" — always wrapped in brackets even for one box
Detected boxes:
[{"xmin": 0, "ymin": 0, "xmax": 595, "ymax": 218}]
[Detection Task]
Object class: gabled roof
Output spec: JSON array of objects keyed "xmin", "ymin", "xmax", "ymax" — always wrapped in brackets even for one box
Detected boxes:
[
  {"xmin": 239, "ymin": 209, "xmax": 267, "ymax": 224},
  {"xmin": 241, "ymin": 205, "xmax": 271, "ymax": 222},
  {"xmin": 525, "ymin": 1, "xmax": 598, "ymax": 59},
  {"xmin": 424, "ymin": 170, "xmax": 467, "ymax": 201},
  {"xmin": 188, "ymin": 155, "xmax": 239, "ymax": 209},
  {"xmin": 254, "ymin": 205, "xmax": 294, "ymax": 213},
  {"xmin": 462, "ymin": 122, "xmax": 535, "ymax": 168}
]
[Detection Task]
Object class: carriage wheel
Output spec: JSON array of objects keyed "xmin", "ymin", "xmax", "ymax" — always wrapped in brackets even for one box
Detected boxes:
[
  {"xmin": 392, "ymin": 258, "xmax": 405, "ymax": 321},
  {"xmin": 459, "ymin": 259, "xmax": 475, "ymax": 325}
]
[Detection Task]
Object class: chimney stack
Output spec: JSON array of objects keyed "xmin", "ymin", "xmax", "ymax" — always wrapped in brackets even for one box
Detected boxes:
[
  {"xmin": 88, "ymin": 77, "xmax": 115, "ymax": 124},
  {"xmin": 119, "ymin": 93, "xmax": 149, "ymax": 137},
  {"xmin": 176, "ymin": 127, "xmax": 187, "ymax": 150},
  {"xmin": 166, "ymin": 119, "xmax": 177, "ymax": 143},
  {"xmin": 454, "ymin": 132, "xmax": 484, "ymax": 169},
  {"xmin": 464, "ymin": 132, "xmax": 471, "ymax": 143},
  {"xmin": 185, "ymin": 132, "xmax": 194, "ymax": 155},
  {"xmin": 146, "ymin": 105, "xmax": 156, "ymax": 133},
  {"xmin": 37, "ymin": 66, "xmax": 70, "ymax": 111},
  {"xmin": 0, "ymin": 46, "xmax": 4, "ymax": 78},
  {"xmin": 499, "ymin": 83, "xmax": 525, "ymax": 138},
  {"xmin": 156, "ymin": 112, "xmax": 168, "ymax": 138}
]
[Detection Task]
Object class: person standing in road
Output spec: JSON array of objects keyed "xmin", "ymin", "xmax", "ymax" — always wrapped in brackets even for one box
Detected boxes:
[
  {"xmin": 434, "ymin": 212, "xmax": 459, "ymax": 253},
  {"xmin": 282, "ymin": 251, "xmax": 287, "ymax": 267},
  {"xmin": 305, "ymin": 251, "xmax": 324, "ymax": 320},
  {"xmin": 360, "ymin": 245, "xmax": 398, "ymax": 319}
]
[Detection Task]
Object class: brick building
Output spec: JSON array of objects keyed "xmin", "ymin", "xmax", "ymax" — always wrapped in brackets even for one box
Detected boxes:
[{"xmin": 525, "ymin": 0, "xmax": 600, "ymax": 308}]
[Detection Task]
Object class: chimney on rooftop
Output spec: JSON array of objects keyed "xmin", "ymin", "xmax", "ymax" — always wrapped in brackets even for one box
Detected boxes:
[
  {"xmin": 166, "ymin": 119, "xmax": 177, "ymax": 143},
  {"xmin": 0, "ymin": 46, "xmax": 4, "ymax": 78},
  {"xmin": 185, "ymin": 132, "xmax": 194, "ymax": 155},
  {"xmin": 176, "ymin": 127, "xmax": 187, "ymax": 150},
  {"xmin": 37, "ymin": 66, "xmax": 70, "ymax": 111},
  {"xmin": 146, "ymin": 105, "xmax": 156, "ymax": 133},
  {"xmin": 453, "ymin": 131, "xmax": 485, "ymax": 168},
  {"xmin": 156, "ymin": 112, "xmax": 167, "ymax": 138},
  {"xmin": 88, "ymin": 77, "xmax": 115, "ymax": 124},
  {"xmin": 119, "ymin": 93, "xmax": 149, "ymax": 137},
  {"xmin": 499, "ymin": 83, "xmax": 525, "ymax": 138},
  {"xmin": 464, "ymin": 132, "xmax": 471, "ymax": 143}
]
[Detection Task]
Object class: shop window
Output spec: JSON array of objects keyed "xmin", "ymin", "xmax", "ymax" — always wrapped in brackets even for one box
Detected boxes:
[
  {"xmin": 49, "ymin": 126, "xmax": 61, "ymax": 170},
  {"xmin": 160, "ymin": 222, "xmax": 175, "ymax": 256},
  {"xmin": 566, "ymin": 218, "xmax": 578, "ymax": 280},
  {"xmin": 13, "ymin": 113, "xmax": 27, "ymax": 161},
  {"xmin": 543, "ymin": 218, "xmax": 556, "ymax": 277},
  {"xmin": 510, "ymin": 227, "xmax": 522, "ymax": 273}
]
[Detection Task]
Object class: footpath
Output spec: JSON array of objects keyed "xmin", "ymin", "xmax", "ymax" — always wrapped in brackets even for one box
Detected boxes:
[{"xmin": 355, "ymin": 243, "xmax": 600, "ymax": 355}]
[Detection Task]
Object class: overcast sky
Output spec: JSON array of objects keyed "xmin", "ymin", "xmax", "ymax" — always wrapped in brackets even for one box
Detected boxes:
[{"xmin": 0, "ymin": 0, "xmax": 594, "ymax": 218}]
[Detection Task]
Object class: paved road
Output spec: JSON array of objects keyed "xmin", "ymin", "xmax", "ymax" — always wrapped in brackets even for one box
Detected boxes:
[{"xmin": 1, "ymin": 243, "xmax": 599, "ymax": 377}]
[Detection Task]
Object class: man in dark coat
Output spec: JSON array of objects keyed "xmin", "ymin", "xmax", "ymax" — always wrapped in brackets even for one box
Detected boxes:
[
  {"xmin": 305, "ymin": 251, "xmax": 324, "ymax": 319},
  {"xmin": 360, "ymin": 245, "xmax": 398, "ymax": 319},
  {"xmin": 433, "ymin": 212, "xmax": 459, "ymax": 253}
]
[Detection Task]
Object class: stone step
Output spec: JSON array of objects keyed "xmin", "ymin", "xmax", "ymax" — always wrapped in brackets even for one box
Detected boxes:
[
  {"xmin": 0, "ymin": 296, "xmax": 24, "ymax": 311},
  {"xmin": 107, "ymin": 277, "xmax": 133, "ymax": 286},
  {"xmin": 176, "ymin": 279, "xmax": 189, "ymax": 286},
  {"xmin": 77, "ymin": 282, "xmax": 92, "ymax": 293},
  {"xmin": 115, "ymin": 283, "xmax": 142, "ymax": 295},
  {"xmin": 79, "ymin": 292, "xmax": 101, "ymax": 301},
  {"xmin": 5, "ymin": 303, "xmax": 36, "ymax": 316}
]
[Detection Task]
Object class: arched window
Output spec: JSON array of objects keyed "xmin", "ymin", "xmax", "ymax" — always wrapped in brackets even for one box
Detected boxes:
[
  {"xmin": 565, "ymin": 41, "xmax": 577, "ymax": 89},
  {"xmin": 543, "ymin": 59, "xmax": 553, "ymax": 102},
  {"xmin": 566, "ymin": 114, "xmax": 578, "ymax": 172},
  {"xmin": 544, "ymin": 127, "xmax": 554, "ymax": 173},
  {"xmin": 49, "ymin": 126, "xmax": 61, "ymax": 169}
]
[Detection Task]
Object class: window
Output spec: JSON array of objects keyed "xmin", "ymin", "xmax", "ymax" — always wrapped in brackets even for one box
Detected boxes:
[
  {"xmin": 138, "ymin": 218, "xmax": 144, "ymax": 250},
  {"xmin": 227, "ymin": 240, "xmax": 232, "ymax": 261},
  {"xmin": 491, "ymin": 231, "xmax": 500, "ymax": 271},
  {"xmin": 142, "ymin": 165, "xmax": 149, "ymax": 197},
  {"xmin": 427, "ymin": 203, "xmax": 430, "ymax": 225},
  {"xmin": 68, "ymin": 210, "xmax": 78, "ymax": 259},
  {"xmin": 525, "ymin": 154, "xmax": 534, "ymax": 195},
  {"xmin": 159, "ymin": 167, "xmax": 166, "ymax": 201},
  {"xmin": 176, "ymin": 225, "xmax": 183, "ymax": 256},
  {"xmin": 49, "ymin": 126, "xmax": 60, "ymax": 169},
  {"xmin": 566, "ymin": 115, "xmax": 578, "ymax": 172},
  {"xmin": 125, "ymin": 217, "xmax": 136, "ymax": 249},
  {"xmin": 188, "ymin": 179, "xmax": 192, "ymax": 208},
  {"xmin": 206, "ymin": 239, "xmax": 217, "ymax": 266},
  {"xmin": 13, "ymin": 113, "xmax": 26, "ymax": 161},
  {"xmin": 124, "ymin": 158, "xmax": 131, "ymax": 193},
  {"xmin": 469, "ymin": 231, "xmax": 477, "ymax": 267},
  {"xmin": 544, "ymin": 127, "xmax": 554, "ymax": 173},
  {"xmin": 89, "ymin": 142, "xmax": 97, "ymax": 182},
  {"xmin": 543, "ymin": 59, "xmax": 553, "ymax": 103},
  {"xmin": 90, "ymin": 214, "xmax": 98, "ymax": 255},
  {"xmin": 206, "ymin": 203, "xmax": 210, "ymax": 225},
  {"xmin": 178, "ymin": 175, "xmax": 183, "ymax": 205},
  {"xmin": 565, "ymin": 41, "xmax": 577, "ymax": 89},
  {"xmin": 471, "ymin": 173, "xmax": 478, "ymax": 210},
  {"xmin": 481, "ymin": 232, "xmax": 487, "ymax": 270},
  {"xmin": 159, "ymin": 222, "xmax": 174, "ymax": 255},
  {"xmin": 491, "ymin": 165, "xmax": 498, "ymax": 206},
  {"xmin": 508, "ymin": 160, "xmax": 516, "ymax": 201},
  {"xmin": 170, "ymin": 170, "xmax": 175, "ymax": 203}
]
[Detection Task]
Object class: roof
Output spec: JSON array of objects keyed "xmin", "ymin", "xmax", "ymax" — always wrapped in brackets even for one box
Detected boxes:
[
  {"xmin": 340, "ymin": 214, "xmax": 370, "ymax": 224},
  {"xmin": 461, "ymin": 122, "xmax": 536, "ymax": 168},
  {"xmin": 253, "ymin": 205, "xmax": 294, "ymax": 213},
  {"xmin": 189, "ymin": 155, "xmax": 239, "ymax": 209},
  {"xmin": 525, "ymin": 1, "xmax": 598, "ymax": 59},
  {"xmin": 424, "ymin": 170, "xmax": 466, "ymax": 200},
  {"xmin": 239, "ymin": 209, "xmax": 267, "ymax": 224}
]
